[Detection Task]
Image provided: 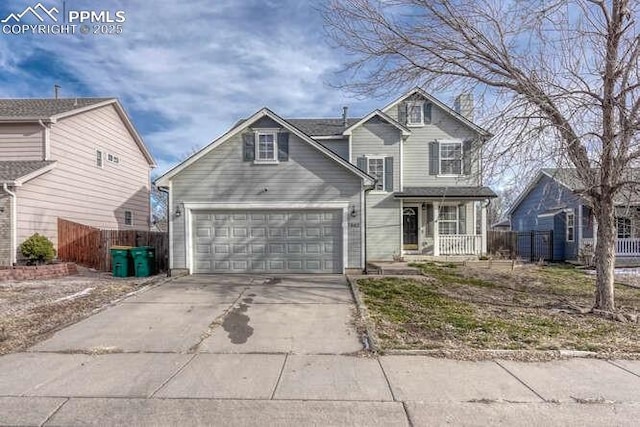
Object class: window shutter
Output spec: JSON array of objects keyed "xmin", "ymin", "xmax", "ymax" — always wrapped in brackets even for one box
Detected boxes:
[
  {"xmin": 278, "ymin": 132, "xmax": 289, "ymax": 161},
  {"xmin": 426, "ymin": 203, "xmax": 434, "ymax": 235},
  {"xmin": 398, "ymin": 103, "xmax": 408, "ymax": 124},
  {"xmin": 384, "ymin": 157, "xmax": 393, "ymax": 192},
  {"xmin": 423, "ymin": 103, "xmax": 432, "ymax": 124},
  {"xmin": 429, "ymin": 141, "xmax": 439, "ymax": 175},
  {"xmin": 458, "ymin": 205, "xmax": 466, "ymax": 234},
  {"xmin": 463, "ymin": 139, "xmax": 472, "ymax": 175},
  {"xmin": 356, "ymin": 156, "xmax": 367, "ymax": 172},
  {"xmin": 242, "ymin": 133, "xmax": 255, "ymax": 161}
]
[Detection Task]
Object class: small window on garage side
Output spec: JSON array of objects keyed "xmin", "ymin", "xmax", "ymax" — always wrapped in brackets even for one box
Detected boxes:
[
  {"xmin": 96, "ymin": 149, "xmax": 104, "ymax": 168},
  {"xmin": 124, "ymin": 210, "xmax": 133, "ymax": 226}
]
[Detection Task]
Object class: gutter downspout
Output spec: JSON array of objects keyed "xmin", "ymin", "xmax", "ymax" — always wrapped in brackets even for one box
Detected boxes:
[
  {"xmin": 37, "ymin": 120, "xmax": 50, "ymax": 160},
  {"xmin": 3, "ymin": 183, "xmax": 17, "ymax": 265},
  {"xmin": 158, "ymin": 185, "xmax": 170, "ymax": 277}
]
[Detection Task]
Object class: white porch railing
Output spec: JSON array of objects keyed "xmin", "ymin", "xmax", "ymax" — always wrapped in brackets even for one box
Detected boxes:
[
  {"xmin": 439, "ymin": 235, "xmax": 482, "ymax": 255},
  {"xmin": 581, "ymin": 237, "xmax": 640, "ymax": 256}
]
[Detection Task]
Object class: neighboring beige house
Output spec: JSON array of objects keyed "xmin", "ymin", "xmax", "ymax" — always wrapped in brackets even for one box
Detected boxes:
[{"xmin": 0, "ymin": 98, "xmax": 156, "ymax": 266}]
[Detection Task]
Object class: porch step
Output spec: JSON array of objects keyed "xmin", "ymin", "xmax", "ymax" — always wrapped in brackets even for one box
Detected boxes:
[{"xmin": 366, "ymin": 262, "xmax": 421, "ymax": 276}]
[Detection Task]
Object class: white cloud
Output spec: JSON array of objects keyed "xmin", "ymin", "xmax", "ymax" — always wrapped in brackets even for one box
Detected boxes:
[{"xmin": 0, "ymin": 0, "xmax": 378, "ymax": 173}]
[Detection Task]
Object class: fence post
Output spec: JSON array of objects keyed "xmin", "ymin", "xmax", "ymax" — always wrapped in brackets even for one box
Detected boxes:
[
  {"xmin": 530, "ymin": 230, "xmax": 535, "ymax": 262},
  {"xmin": 549, "ymin": 230, "xmax": 554, "ymax": 261}
]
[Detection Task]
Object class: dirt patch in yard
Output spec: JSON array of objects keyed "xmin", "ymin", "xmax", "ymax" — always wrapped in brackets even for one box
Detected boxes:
[
  {"xmin": 356, "ymin": 263, "xmax": 640, "ymax": 357},
  {"xmin": 0, "ymin": 268, "xmax": 160, "ymax": 355}
]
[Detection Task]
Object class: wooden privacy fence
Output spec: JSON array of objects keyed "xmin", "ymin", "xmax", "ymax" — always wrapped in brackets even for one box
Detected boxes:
[
  {"xmin": 57, "ymin": 218, "xmax": 168, "ymax": 273},
  {"xmin": 487, "ymin": 230, "xmax": 518, "ymax": 258},
  {"xmin": 488, "ymin": 230, "xmax": 554, "ymax": 262}
]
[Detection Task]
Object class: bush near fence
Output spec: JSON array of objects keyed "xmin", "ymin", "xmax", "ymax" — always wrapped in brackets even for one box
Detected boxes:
[{"xmin": 57, "ymin": 218, "xmax": 168, "ymax": 273}]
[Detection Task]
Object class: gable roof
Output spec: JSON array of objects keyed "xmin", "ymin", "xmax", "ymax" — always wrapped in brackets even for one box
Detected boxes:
[
  {"xmin": 155, "ymin": 108, "xmax": 375, "ymax": 186},
  {"xmin": 0, "ymin": 98, "xmax": 113, "ymax": 121},
  {"xmin": 0, "ymin": 97, "xmax": 156, "ymax": 167},
  {"xmin": 342, "ymin": 110, "xmax": 411, "ymax": 137},
  {"xmin": 0, "ymin": 160, "xmax": 57, "ymax": 185},
  {"xmin": 381, "ymin": 87, "xmax": 492, "ymax": 138},
  {"xmin": 287, "ymin": 118, "xmax": 361, "ymax": 136}
]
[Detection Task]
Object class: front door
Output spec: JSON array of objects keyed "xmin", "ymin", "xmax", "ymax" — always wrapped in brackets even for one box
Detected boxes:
[{"xmin": 403, "ymin": 207, "xmax": 419, "ymax": 251}]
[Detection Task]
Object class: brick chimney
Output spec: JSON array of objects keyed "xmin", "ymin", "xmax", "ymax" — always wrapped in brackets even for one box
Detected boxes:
[{"xmin": 454, "ymin": 93, "xmax": 474, "ymax": 121}]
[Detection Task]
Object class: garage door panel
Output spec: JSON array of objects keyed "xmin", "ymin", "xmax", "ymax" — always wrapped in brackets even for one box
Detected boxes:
[{"xmin": 192, "ymin": 209, "xmax": 343, "ymax": 274}]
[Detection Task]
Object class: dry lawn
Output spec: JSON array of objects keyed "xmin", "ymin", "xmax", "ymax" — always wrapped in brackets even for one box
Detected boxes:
[
  {"xmin": 357, "ymin": 263, "xmax": 640, "ymax": 355},
  {"xmin": 0, "ymin": 270, "xmax": 158, "ymax": 355}
]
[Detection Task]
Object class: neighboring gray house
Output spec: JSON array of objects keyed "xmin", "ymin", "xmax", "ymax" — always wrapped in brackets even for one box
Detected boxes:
[
  {"xmin": 0, "ymin": 98, "xmax": 156, "ymax": 266},
  {"xmin": 508, "ymin": 168, "xmax": 640, "ymax": 262},
  {"xmin": 156, "ymin": 88, "xmax": 496, "ymax": 275}
]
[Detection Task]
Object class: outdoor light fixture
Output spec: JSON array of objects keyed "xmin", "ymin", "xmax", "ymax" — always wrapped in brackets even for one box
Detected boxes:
[
  {"xmin": 350, "ymin": 205, "xmax": 357, "ymax": 218},
  {"xmin": 175, "ymin": 205, "xmax": 182, "ymax": 217}
]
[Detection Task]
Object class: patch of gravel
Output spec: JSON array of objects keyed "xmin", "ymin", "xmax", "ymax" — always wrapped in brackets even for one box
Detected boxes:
[{"xmin": 0, "ymin": 266, "xmax": 166, "ymax": 355}]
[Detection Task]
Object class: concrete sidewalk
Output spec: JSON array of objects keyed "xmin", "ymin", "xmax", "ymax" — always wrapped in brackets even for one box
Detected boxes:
[{"xmin": 2, "ymin": 275, "xmax": 640, "ymax": 425}]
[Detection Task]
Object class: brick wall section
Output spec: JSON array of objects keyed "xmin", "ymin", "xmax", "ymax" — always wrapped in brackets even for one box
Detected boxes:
[
  {"xmin": 0, "ymin": 194, "xmax": 10, "ymax": 266},
  {"xmin": 0, "ymin": 263, "xmax": 78, "ymax": 281}
]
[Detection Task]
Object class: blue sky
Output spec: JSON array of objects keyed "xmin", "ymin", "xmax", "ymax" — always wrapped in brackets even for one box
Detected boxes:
[{"xmin": 0, "ymin": 0, "xmax": 394, "ymax": 174}]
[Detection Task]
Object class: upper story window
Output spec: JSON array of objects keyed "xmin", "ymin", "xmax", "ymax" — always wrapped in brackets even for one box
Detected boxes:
[
  {"xmin": 439, "ymin": 141, "xmax": 463, "ymax": 175},
  {"xmin": 124, "ymin": 210, "xmax": 133, "ymax": 226},
  {"xmin": 367, "ymin": 157, "xmax": 385, "ymax": 191},
  {"xmin": 616, "ymin": 217, "xmax": 631, "ymax": 239},
  {"xmin": 407, "ymin": 101, "xmax": 423, "ymax": 126},
  {"xmin": 257, "ymin": 132, "xmax": 277, "ymax": 161},
  {"xmin": 96, "ymin": 149, "xmax": 103, "ymax": 168},
  {"xmin": 566, "ymin": 211, "xmax": 575, "ymax": 242}
]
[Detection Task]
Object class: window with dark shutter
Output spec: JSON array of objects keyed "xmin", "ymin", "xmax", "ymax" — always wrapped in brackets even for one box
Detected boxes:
[
  {"xmin": 424, "ymin": 103, "xmax": 432, "ymax": 124},
  {"xmin": 384, "ymin": 157, "xmax": 393, "ymax": 192},
  {"xmin": 429, "ymin": 141, "xmax": 439, "ymax": 175},
  {"xmin": 463, "ymin": 140, "xmax": 472, "ymax": 175},
  {"xmin": 458, "ymin": 205, "xmax": 466, "ymax": 234},
  {"xmin": 398, "ymin": 103, "xmax": 408, "ymax": 125}
]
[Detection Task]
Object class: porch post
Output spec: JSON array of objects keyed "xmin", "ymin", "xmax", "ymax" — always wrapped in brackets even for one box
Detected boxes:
[
  {"xmin": 577, "ymin": 205, "xmax": 583, "ymax": 249},
  {"xmin": 480, "ymin": 201, "xmax": 487, "ymax": 255},
  {"xmin": 433, "ymin": 202, "xmax": 440, "ymax": 256}
]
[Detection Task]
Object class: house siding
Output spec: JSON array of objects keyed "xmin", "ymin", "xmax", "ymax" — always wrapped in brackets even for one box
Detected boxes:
[
  {"xmin": 350, "ymin": 117, "xmax": 402, "ymax": 260},
  {"xmin": 0, "ymin": 124, "xmax": 44, "ymax": 160},
  {"xmin": 15, "ymin": 104, "xmax": 151, "ymax": 250},
  {"xmin": 170, "ymin": 122, "xmax": 363, "ymax": 270},
  {"xmin": 317, "ymin": 138, "xmax": 349, "ymax": 161},
  {"xmin": 510, "ymin": 174, "xmax": 583, "ymax": 260},
  {"xmin": 386, "ymin": 100, "xmax": 481, "ymax": 187},
  {"xmin": 0, "ymin": 193, "xmax": 10, "ymax": 266}
]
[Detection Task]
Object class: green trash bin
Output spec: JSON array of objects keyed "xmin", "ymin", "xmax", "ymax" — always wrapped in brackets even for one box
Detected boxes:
[
  {"xmin": 110, "ymin": 246, "xmax": 133, "ymax": 278},
  {"xmin": 130, "ymin": 246, "xmax": 156, "ymax": 277}
]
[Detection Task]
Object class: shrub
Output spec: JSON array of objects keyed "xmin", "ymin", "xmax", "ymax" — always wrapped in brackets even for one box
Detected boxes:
[{"xmin": 20, "ymin": 233, "xmax": 56, "ymax": 265}]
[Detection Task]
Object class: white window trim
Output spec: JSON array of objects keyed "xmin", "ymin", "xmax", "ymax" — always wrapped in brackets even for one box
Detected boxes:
[
  {"xmin": 406, "ymin": 101, "xmax": 424, "ymax": 127},
  {"xmin": 254, "ymin": 129, "xmax": 279, "ymax": 164},
  {"xmin": 616, "ymin": 216, "xmax": 631, "ymax": 239},
  {"xmin": 438, "ymin": 140, "xmax": 463, "ymax": 177},
  {"xmin": 366, "ymin": 156, "xmax": 386, "ymax": 193},
  {"xmin": 96, "ymin": 149, "xmax": 104, "ymax": 168},
  {"xmin": 438, "ymin": 205, "xmax": 459, "ymax": 235},
  {"xmin": 124, "ymin": 210, "xmax": 133, "ymax": 227},
  {"xmin": 566, "ymin": 210, "xmax": 575, "ymax": 242}
]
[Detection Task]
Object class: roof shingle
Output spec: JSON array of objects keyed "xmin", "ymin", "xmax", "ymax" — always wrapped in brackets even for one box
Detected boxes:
[
  {"xmin": 0, "ymin": 161, "xmax": 56, "ymax": 183},
  {"xmin": 0, "ymin": 98, "xmax": 113, "ymax": 119},
  {"xmin": 394, "ymin": 186, "xmax": 497, "ymax": 199}
]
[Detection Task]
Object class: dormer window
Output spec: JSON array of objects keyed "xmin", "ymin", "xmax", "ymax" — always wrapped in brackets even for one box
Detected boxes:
[
  {"xmin": 407, "ymin": 101, "xmax": 423, "ymax": 126},
  {"xmin": 257, "ymin": 132, "xmax": 277, "ymax": 162}
]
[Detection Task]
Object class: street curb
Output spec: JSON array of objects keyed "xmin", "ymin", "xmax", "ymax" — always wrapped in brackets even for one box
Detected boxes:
[
  {"xmin": 346, "ymin": 275, "xmax": 381, "ymax": 354},
  {"xmin": 346, "ymin": 274, "xmax": 640, "ymax": 361}
]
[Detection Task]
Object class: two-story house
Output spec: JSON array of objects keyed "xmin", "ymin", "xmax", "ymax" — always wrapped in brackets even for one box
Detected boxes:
[
  {"xmin": 0, "ymin": 98, "xmax": 156, "ymax": 266},
  {"xmin": 156, "ymin": 88, "xmax": 496, "ymax": 275}
]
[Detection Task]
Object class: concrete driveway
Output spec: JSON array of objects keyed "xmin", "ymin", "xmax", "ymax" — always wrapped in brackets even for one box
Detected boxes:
[{"xmin": 3, "ymin": 275, "xmax": 640, "ymax": 426}]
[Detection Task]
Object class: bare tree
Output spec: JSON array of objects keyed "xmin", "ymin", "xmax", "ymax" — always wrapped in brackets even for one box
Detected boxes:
[{"xmin": 324, "ymin": 0, "xmax": 640, "ymax": 312}]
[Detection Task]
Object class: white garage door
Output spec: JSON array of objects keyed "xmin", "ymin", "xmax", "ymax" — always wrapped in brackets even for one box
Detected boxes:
[{"xmin": 192, "ymin": 210, "xmax": 343, "ymax": 273}]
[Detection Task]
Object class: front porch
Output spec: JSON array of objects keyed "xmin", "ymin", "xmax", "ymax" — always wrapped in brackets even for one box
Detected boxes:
[
  {"xmin": 581, "ymin": 238, "xmax": 640, "ymax": 257},
  {"xmin": 397, "ymin": 197, "xmax": 490, "ymax": 257}
]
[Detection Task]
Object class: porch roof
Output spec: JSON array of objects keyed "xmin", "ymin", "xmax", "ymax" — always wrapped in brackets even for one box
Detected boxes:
[
  {"xmin": 0, "ymin": 160, "xmax": 56, "ymax": 185},
  {"xmin": 394, "ymin": 186, "xmax": 497, "ymax": 199}
]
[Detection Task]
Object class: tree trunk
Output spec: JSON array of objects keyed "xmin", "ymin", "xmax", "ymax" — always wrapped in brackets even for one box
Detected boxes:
[{"xmin": 594, "ymin": 197, "xmax": 616, "ymax": 311}]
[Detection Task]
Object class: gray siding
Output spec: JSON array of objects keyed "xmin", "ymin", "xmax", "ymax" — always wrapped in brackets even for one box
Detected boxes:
[
  {"xmin": 170, "ymin": 126, "xmax": 363, "ymax": 270},
  {"xmin": 0, "ymin": 124, "xmax": 44, "ymax": 160},
  {"xmin": 16, "ymin": 104, "xmax": 151, "ymax": 249},
  {"xmin": 386, "ymin": 100, "xmax": 481, "ymax": 187},
  {"xmin": 317, "ymin": 138, "xmax": 349, "ymax": 160},
  {"xmin": 366, "ymin": 193, "xmax": 400, "ymax": 260},
  {"xmin": 350, "ymin": 118, "xmax": 402, "ymax": 260}
]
